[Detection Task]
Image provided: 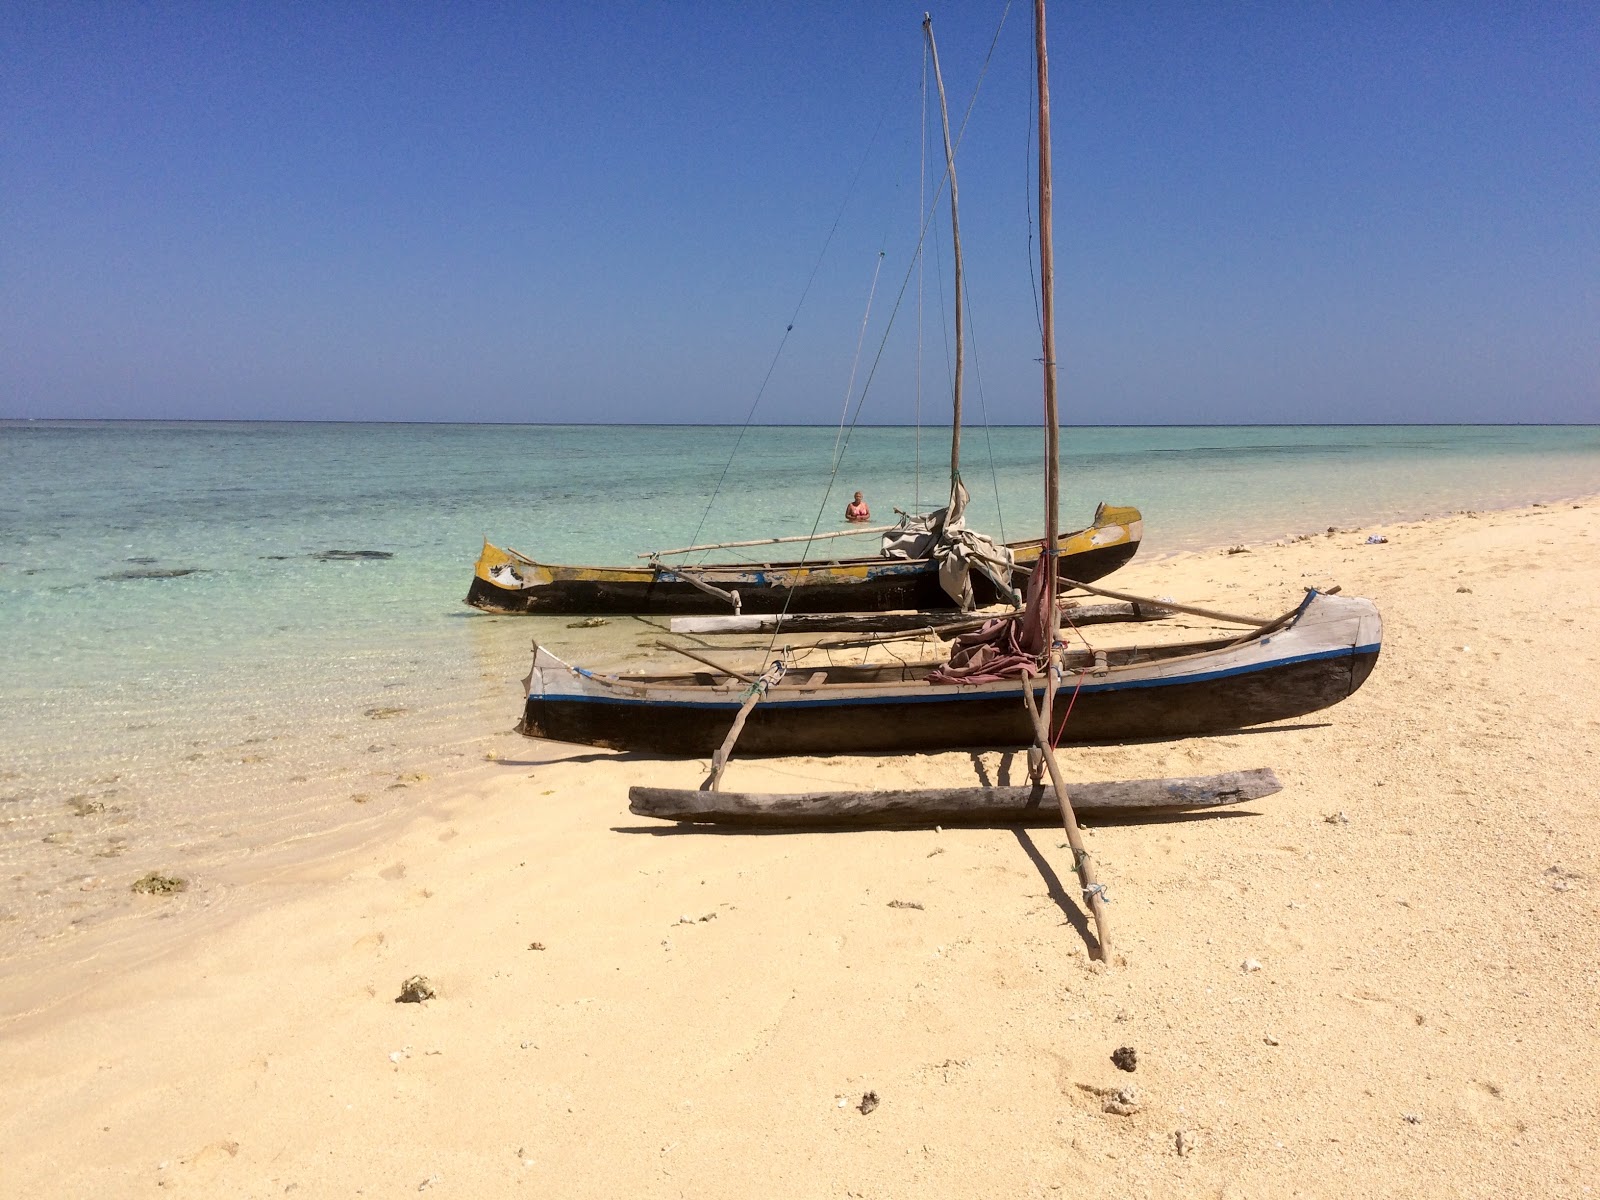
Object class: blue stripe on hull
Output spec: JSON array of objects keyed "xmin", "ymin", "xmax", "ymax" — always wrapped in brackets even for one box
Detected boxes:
[{"xmin": 534, "ymin": 642, "xmax": 1380, "ymax": 711}]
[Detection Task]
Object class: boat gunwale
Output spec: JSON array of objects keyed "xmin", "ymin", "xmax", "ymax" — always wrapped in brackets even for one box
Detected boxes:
[
  {"xmin": 490, "ymin": 514, "xmax": 1134, "ymax": 577},
  {"xmin": 535, "ymin": 594, "xmax": 1376, "ymax": 703}
]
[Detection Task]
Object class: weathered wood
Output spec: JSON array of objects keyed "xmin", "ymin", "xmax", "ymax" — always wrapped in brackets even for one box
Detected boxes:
[
  {"xmin": 668, "ymin": 599, "xmax": 1170, "ymax": 637},
  {"xmin": 924, "ymin": 15, "xmax": 964, "ymax": 483},
  {"xmin": 1036, "ymin": 0, "xmax": 1061, "ymax": 651},
  {"xmin": 1060, "ymin": 599, "xmax": 1172, "ymax": 627},
  {"xmin": 651, "ymin": 640, "xmax": 757, "ymax": 684},
  {"xmin": 1023, "ymin": 668, "xmax": 1112, "ymax": 959},
  {"xmin": 466, "ymin": 515, "xmax": 1141, "ymax": 617},
  {"xmin": 638, "ymin": 525, "xmax": 897, "ymax": 558},
  {"xmin": 669, "ymin": 610, "xmax": 987, "ymax": 636},
  {"xmin": 628, "ymin": 768, "xmax": 1281, "ymax": 827},
  {"xmin": 658, "ymin": 567, "xmax": 741, "ymax": 613},
  {"xmin": 702, "ymin": 662, "xmax": 787, "ymax": 792}
]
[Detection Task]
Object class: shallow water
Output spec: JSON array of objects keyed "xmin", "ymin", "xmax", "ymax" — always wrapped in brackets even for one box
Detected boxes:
[{"xmin": 2, "ymin": 419, "xmax": 1597, "ymax": 957}]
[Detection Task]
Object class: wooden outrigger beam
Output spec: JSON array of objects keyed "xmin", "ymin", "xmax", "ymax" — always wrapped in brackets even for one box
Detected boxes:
[
  {"xmin": 669, "ymin": 598, "xmax": 1172, "ymax": 638},
  {"xmin": 639, "ymin": 525, "xmax": 898, "ymax": 559},
  {"xmin": 702, "ymin": 661, "xmax": 787, "ymax": 792},
  {"xmin": 670, "ymin": 610, "xmax": 984, "ymax": 636},
  {"xmin": 649, "ymin": 564, "xmax": 742, "ymax": 613}
]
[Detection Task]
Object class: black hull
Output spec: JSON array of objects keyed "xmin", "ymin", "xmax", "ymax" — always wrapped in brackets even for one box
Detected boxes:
[
  {"xmin": 467, "ymin": 539, "xmax": 1138, "ymax": 616},
  {"xmin": 521, "ymin": 647, "xmax": 1381, "ymax": 755}
]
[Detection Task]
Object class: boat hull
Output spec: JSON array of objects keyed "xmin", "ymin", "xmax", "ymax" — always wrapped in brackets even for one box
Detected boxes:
[
  {"xmin": 467, "ymin": 506, "xmax": 1142, "ymax": 615},
  {"xmin": 519, "ymin": 592, "xmax": 1381, "ymax": 754}
]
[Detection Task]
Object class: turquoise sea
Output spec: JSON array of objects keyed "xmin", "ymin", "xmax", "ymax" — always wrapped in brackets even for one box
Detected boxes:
[{"xmin": 2, "ymin": 420, "xmax": 1598, "ymax": 959}]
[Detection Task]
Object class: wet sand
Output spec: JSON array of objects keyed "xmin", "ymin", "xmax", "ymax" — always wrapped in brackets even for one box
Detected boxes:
[{"xmin": 2, "ymin": 498, "xmax": 1597, "ymax": 1197}]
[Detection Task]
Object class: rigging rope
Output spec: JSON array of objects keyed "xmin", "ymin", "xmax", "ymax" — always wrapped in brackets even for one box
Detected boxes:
[
  {"xmin": 680, "ymin": 106, "xmax": 891, "ymax": 564},
  {"xmin": 759, "ymin": 5, "xmax": 1018, "ymax": 663},
  {"xmin": 831, "ymin": 252, "xmax": 888, "ymax": 471}
]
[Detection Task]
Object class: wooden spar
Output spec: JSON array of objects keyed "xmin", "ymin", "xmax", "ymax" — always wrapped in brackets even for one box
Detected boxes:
[
  {"xmin": 702, "ymin": 662, "xmax": 787, "ymax": 792},
  {"xmin": 669, "ymin": 599, "xmax": 1168, "ymax": 637},
  {"xmin": 923, "ymin": 15, "xmax": 964, "ymax": 487},
  {"xmin": 1023, "ymin": 672, "xmax": 1112, "ymax": 960},
  {"xmin": 670, "ymin": 610, "xmax": 985, "ymax": 636},
  {"xmin": 651, "ymin": 640, "xmax": 759, "ymax": 684},
  {"xmin": 629, "ymin": 768, "xmax": 1281, "ymax": 827},
  {"xmin": 638, "ymin": 525, "xmax": 898, "ymax": 559},
  {"xmin": 1057, "ymin": 576, "xmax": 1271, "ymax": 626},
  {"xmin": 656, "ymin": 566, "xmax": 742, "ymax": 613}
]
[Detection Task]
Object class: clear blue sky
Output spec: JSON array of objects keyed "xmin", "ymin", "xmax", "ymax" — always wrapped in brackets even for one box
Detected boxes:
[{"xmin": 4, "ymin": 2, "xmax": 1596, "ymax": 424}]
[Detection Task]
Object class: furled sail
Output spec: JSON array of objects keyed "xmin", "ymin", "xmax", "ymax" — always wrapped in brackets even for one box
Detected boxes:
[{"xmin": 879, "ymin": 480, "xmax": 1017, "ymax": 609}]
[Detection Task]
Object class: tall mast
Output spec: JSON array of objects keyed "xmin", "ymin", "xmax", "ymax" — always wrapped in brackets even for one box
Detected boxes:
[
  {"xmin": 922, "ymin": 15, "xmax": 964, "ymax": 492},
  {"xmin": 1035, "ymin": 0, "xmax": 1060, "ymax": 641}
]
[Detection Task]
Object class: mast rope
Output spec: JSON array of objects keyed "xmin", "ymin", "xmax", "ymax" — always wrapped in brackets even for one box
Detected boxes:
[
  {"xmin": 758, "ymin": 5, "xmax": 1017, "ymax": 663},
  {"xmin": 680, "ymin": 107, "xmax": 891, "ymax": 564}
]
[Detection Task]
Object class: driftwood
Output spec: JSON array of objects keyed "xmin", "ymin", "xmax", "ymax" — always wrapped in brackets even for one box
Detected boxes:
[{"xmin": 629, "ymin": 768, "xmax": 1281, "ymax": 827}]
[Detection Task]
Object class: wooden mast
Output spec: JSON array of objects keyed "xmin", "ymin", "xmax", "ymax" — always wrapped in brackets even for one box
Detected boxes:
[
  {"xmin": 1031, "ymin": 0, "xmax": 1112, "ymax": 960},
  {"xmin": 922, "ymin": 15, "xmax": 964, "ymax": 494},
  {"xmin": 1035, "ymin": 0, "xmax": 1060, "ymax": 639}
]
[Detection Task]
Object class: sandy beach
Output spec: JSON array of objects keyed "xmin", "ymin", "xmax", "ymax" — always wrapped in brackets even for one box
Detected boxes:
[{"xmin": 3, "ymin": 497, "xmax": 1597, "ymax": 1198}]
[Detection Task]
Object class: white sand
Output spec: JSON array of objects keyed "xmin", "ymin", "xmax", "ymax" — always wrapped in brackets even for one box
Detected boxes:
[{"xmin": 3, "ymin": 499, "xmax": 1597, "ymax": 1197}]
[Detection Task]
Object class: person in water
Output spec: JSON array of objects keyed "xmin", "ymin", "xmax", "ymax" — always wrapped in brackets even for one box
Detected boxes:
[{"xmin": 845, "ymin": 491, "xmax": 870, "ymax": 522}]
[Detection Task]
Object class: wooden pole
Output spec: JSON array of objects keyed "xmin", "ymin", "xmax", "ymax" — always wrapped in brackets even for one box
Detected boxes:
[
  {"xmin": 923, "ymin": 16, "xmax": 964, "ymax": 490},
  {"xmin": 653, "ymin": 567, "xmax": 742, "ymax": 613},
  {"xmin": 638, "ymin": 525, "xmax": 898, "ymax": 558},
  {"xmin": 1022, "ymin": 676, "xmax": 1111, "ymax": 960},
  {"xmin": 702, "ymin": 661, "xmax": 787, "ymax": 792},
  {"xmin": 1036, "ymin": 0, "xmax": 1061, "ymax": 659},
  {"xmin": 652, "ymin": 640, "xmax": 758, "ymax": 684}
]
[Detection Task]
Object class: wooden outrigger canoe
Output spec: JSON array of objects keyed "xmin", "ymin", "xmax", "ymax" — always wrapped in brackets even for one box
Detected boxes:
[
  {"xmin": 627, "ymin": 767, "xmax": 1283, "ymax": 828},
  {"xmin": 465, "ymin": 503, "xmax": 1141, "ymax": 615},
  {"xmin": 518, "ymin": 589, "xmax": 1381, "ymax": 755}
]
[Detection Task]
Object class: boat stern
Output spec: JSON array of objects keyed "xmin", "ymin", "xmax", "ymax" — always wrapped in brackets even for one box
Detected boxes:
[{"xmin": 1290, "ymin": 590, "xmax": 1383, "ymax": 696}]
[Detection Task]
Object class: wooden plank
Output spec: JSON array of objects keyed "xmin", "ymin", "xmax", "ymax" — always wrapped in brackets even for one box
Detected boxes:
[{"xmin": 628, "ymin": 768, "xmax": 1281, "ymax": 827}]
